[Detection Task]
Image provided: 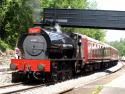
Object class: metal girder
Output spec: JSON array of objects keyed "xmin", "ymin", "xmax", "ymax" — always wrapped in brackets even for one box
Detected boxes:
[{"xmin": 43, "ymin": 8, "xmax": 125, "ymax": 30}]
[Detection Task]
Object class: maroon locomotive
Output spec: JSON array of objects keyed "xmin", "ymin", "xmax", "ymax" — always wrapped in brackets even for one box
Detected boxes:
[{"xmin": 10, "ymin": 23, "xmax": 119, "ymax": 82}]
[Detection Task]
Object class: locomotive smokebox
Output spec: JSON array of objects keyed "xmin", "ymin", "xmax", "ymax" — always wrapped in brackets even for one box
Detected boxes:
[{"xmin": 18, "ymin": 27, "xmax": 51, "ymax": 59}]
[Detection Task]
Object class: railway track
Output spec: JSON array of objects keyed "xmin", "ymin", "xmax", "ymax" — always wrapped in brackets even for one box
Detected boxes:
[
  {"xmin": 121, "ymin": 60, "xmax": 125, "ymax": 62},
  {"xmin": 0, "ymin": 61, "xmax": 123, "ymax": 94},
  {"xmin": 0, "ymin": 70, "xmax": 15, "ymax": 75},
  {"xmin": 0, "ymin": 82, "xmax": 46, "ymax": 94}
]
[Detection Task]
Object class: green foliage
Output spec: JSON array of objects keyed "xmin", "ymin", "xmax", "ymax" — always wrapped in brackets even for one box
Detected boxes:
[
  {"xmin": 41, "ymin": 0, "xmax": 88, "ymax": 8},
  {"xmin": 0, "ymin": 40, "xmax": 11, "ymax": 51},
  {"xmin": 0, "ymin": 0, "xmax": 33, "ymax": 48},
  {"xmin": 63, "ymin": 28, "xmax": 105, "ymax": 41},
  {"xmin": 109, "ymin": 38, "xmax": 125, "ymax": 56},
  {"xmin": 87, "ymin": 0, "xmax": 97, "ymax": 9},
  {"xmin": 91, "ymin": 85, "xmax": 103, "ymax": 94}
]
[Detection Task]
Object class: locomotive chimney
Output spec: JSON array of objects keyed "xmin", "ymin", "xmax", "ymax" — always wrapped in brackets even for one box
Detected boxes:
[{"xmin": 54, "ymin": 23, "xmax": 62, "ymax": 33}]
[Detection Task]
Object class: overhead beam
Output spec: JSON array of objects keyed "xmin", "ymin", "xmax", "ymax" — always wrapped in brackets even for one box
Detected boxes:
[{"xmin": 43, "ymin": 8, "xmax": 125, "ymax": 30}]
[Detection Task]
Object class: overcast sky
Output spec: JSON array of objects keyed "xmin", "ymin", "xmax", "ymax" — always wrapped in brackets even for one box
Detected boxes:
[{"xmin": 95, "ymin": 0, "xmax": 125, "ymax": 42}]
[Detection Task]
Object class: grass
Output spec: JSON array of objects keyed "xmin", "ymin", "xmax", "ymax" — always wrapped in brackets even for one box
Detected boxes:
[{"xmin": 91, "ymin": 85, "xmax": 103, "ymax": 94}]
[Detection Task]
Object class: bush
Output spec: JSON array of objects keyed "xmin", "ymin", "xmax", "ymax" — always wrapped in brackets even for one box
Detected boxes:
[{"xmin": 0, "ymin": 40, "xmax": 11, "ymax": 52}]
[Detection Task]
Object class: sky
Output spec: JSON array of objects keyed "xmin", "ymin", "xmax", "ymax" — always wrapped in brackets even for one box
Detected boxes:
[{"xmin": 95, "ymin": 0, "xmax": 125, "ymax": 42}]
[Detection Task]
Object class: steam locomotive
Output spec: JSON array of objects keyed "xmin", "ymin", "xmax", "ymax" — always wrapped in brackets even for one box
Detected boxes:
[{"xmin": 10, "ymin": 23, "xmax": 119, "ymax": 82}]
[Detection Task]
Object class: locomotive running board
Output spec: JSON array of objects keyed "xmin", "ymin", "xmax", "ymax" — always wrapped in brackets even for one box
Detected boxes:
[{"xmin": 43, "ymin": 8, "xmax": 125, "ymax": 30}]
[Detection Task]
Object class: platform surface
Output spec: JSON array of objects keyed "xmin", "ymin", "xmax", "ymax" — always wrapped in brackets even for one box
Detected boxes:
[{"xmin": 100, "ymin": 72, "xmax": 125, "ymax": 94}]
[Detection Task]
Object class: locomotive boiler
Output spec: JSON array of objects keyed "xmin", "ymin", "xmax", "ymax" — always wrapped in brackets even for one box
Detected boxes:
[{"xmin": 18, "ymin": 24, "xmax": 76, "ymax": 60}]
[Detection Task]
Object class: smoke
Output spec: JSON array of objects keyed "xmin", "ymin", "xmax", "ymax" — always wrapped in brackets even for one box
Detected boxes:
[{"xmin": 27, "ymin": 0, "xmax": 42, "ymax": 22}]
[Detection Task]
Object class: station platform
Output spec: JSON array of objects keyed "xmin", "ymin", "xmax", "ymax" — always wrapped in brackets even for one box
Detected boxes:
[{"xmin": 100, "ymin": 72, "xmax": 125, "ymax": 94}]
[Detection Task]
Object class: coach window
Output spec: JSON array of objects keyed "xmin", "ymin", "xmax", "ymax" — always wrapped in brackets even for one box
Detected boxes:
[
  {"xmin": 98, "ymin": 45, "xmax": 100, "ymax": 57},
  {"xmin": 106, "ymin": 48, "xmax": 108, "ymax": 57},
  {"xmin": 104, "ymin": 47, "xmax": 106, "ymax": 56},
  {"xmin": 101, "ymin": 46, "xmax": 103, "ymax": 56},
  {"xmin": 100, "ymin": 45, "xmax": 102, "ymax": 57},
  {"xmin": 108, "ymin": 48, "xmax": 110, "ymax": 57},
  {"xmin": 97, "ymin": 44, "xmax": 98, "ymax": 57},
  {"xmin": 106, "ymin": 47, "xmax": 108, "ymax": 57},
  {"xmin": 92, "ymin": 43, "xmax": 94, "ymax": 57},
  {"xmin": 98, "ymin": 45, "xmax": 99, "ymax": 57},
  {"xmin": 99, "ymin": 45, "xmax": 101, "ymax": 57},
  {"xmin": 88, "ymin": 42, "xmax": 91, "ymax": 58},
  {"xmin": 89, "ymin": 42, "xmax": 91, "ymax": 58}
]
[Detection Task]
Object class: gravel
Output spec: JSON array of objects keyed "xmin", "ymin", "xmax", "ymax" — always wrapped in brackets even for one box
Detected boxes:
[
  {"xmin": 0, "ymin": 73, "xmax": 12, "ymax": 84},
  {"xmin": 0, "ymin": 55, "xmax": 13, "ymax": 84}
]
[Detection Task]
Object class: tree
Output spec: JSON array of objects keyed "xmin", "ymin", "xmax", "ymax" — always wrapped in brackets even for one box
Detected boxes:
[
  {"xmin": 41, "ymin": 0, "xmax": 88, "ymax": 9},
  {"xmin": 109, "ymin": 39, "xmax": 125, "ymax": 56},
  {"xmin": 0, "ymin": 0, "xmax": 33, "ymax": 49}
]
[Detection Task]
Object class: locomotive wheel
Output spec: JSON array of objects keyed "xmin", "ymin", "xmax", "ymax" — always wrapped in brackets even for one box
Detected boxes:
[
  {"xmin": 94, "ymin": 63, "xmax": 101, "ymax": 70},
  {"xmin": 51, "ymin": 62, "xmax": 73, "ymax": 82},
  {"xmin": 52, "ymin": 73, "xmax": 58, "ymax": 82},
  {"xmin": 60, "ymin": 72, "xmax": 67, "ymax": 81},
  {"xmin": 12, "ymin": 72, "xmax": 21, "ymax": 83},
  {"xmin": 84, "ymin": 64, "xmax": 93, "ymax": 72},
  {"xmin": 66, "ymin": 71, "xmax": 72, "ymax": 80},
  {"xmin": 51, "ymin": 62, "xmax": 59, "ymax": 82},
  {"xmin": 74, "ymin": 61, "xmax": 82, "ymax": 74},
  {"xmin": 58, "ymin": 71, "xmax": 72, "ymax": 81}
]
